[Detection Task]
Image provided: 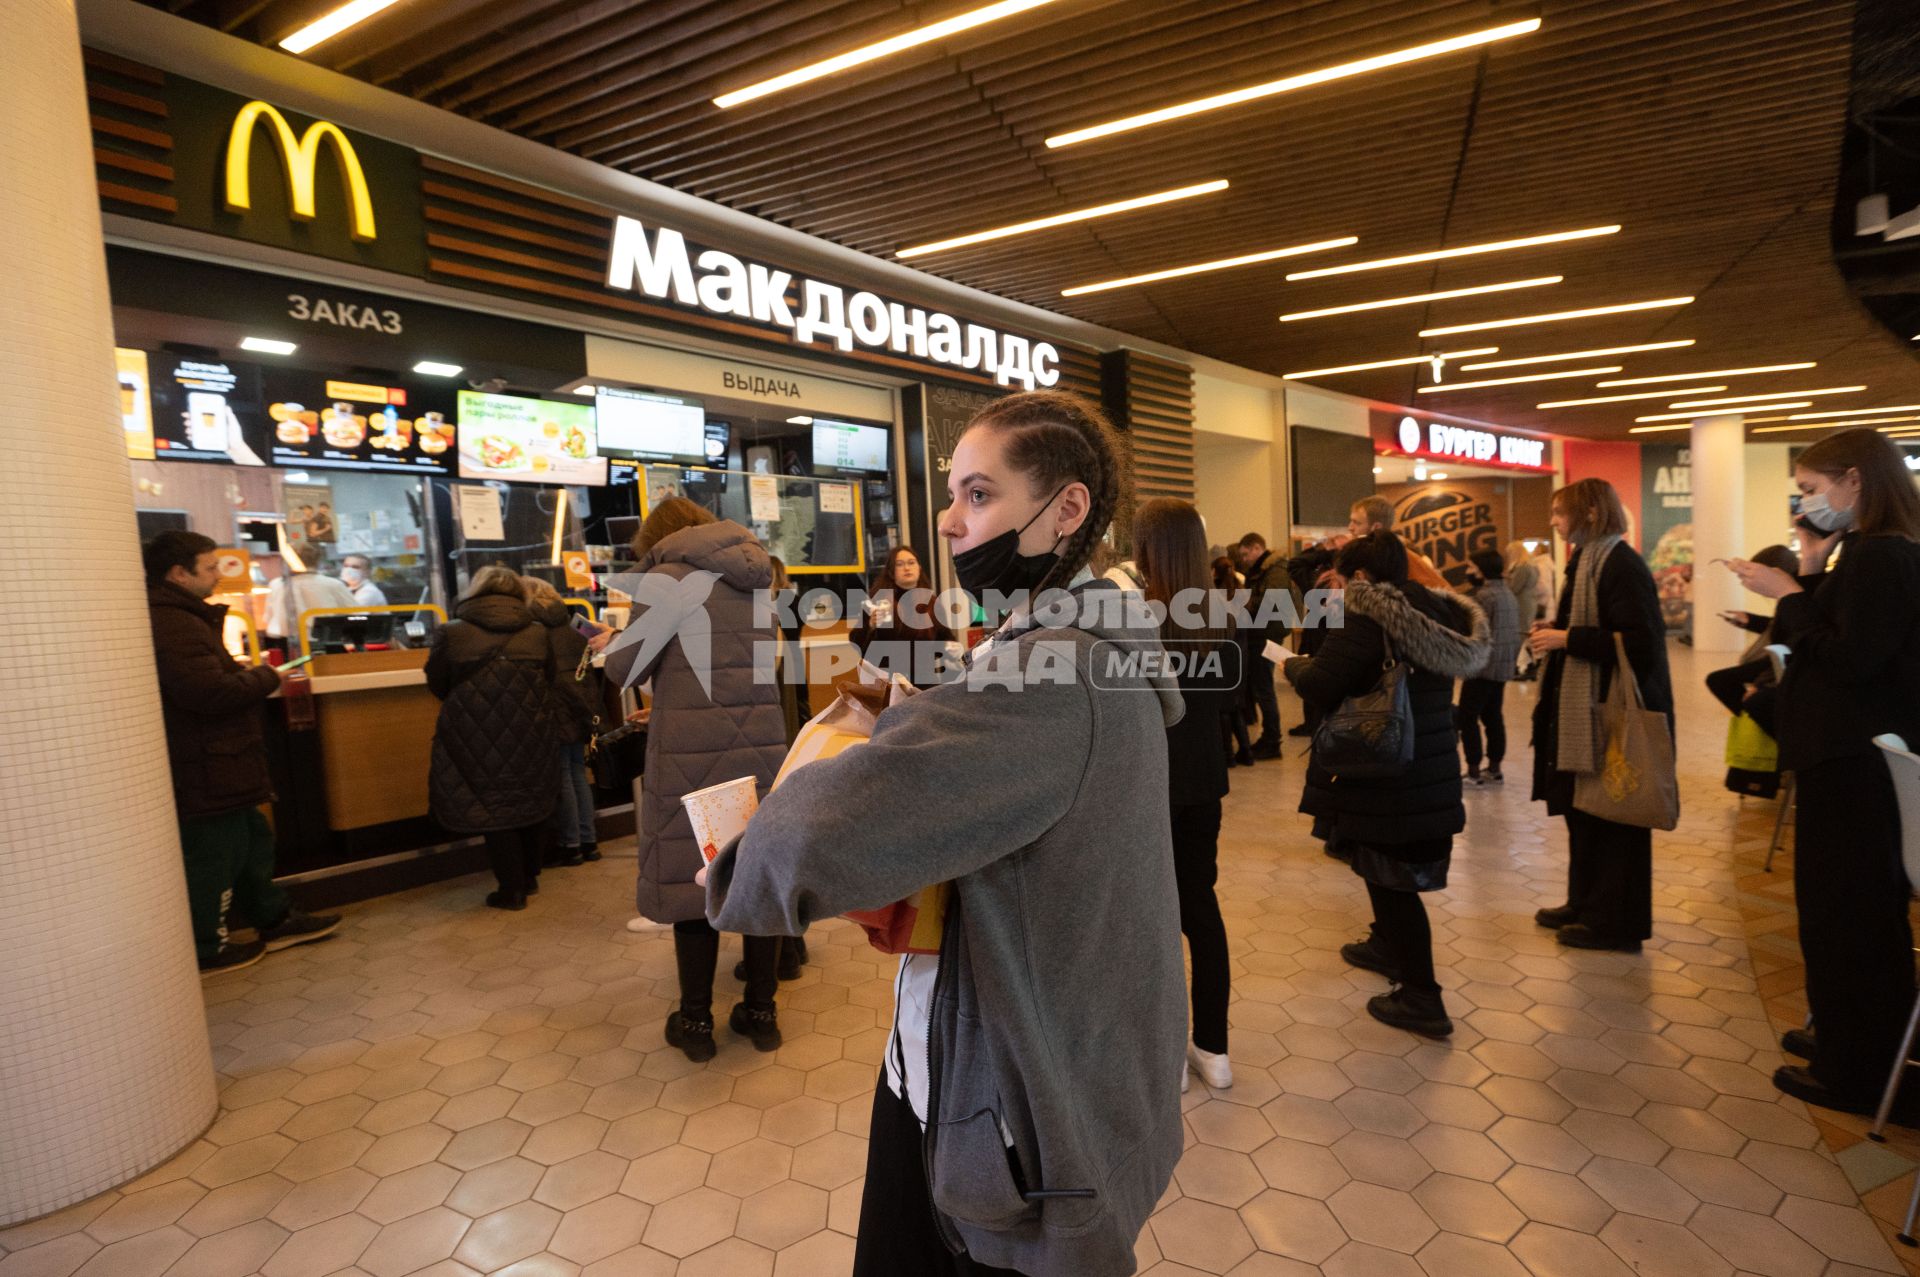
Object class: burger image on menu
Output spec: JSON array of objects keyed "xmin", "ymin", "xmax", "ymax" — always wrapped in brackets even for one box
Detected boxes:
[
  {"xmin": 322, "ymin": 403, "xmax": 367, "ymax": 450},
  {"xmin": 270, "ymin": 402, "xmax": 319, "ymax": 445},
  {"xmin": 418, "ymin": 412, "xmax": 451, "ymax": 454}
]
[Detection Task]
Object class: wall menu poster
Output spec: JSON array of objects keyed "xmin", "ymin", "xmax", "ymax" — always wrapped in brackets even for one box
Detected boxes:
[
  {"xmin": 1639, "ymin": 443, "xmax": 1693, "ymax": 633},
  {"xmin": 116, "ymin": 348, "xmax": 155, "ymax": 460},
  {"xmin": 457, "ymin": 391, "xmax": 607, "ymax": 486},
  {"xmin": 262, "ymin": 372, "xmax": 456, "ymax": 474},
  {"xmin": 146, "ymin": 354, "xmax": 270, "ymax": 465}
]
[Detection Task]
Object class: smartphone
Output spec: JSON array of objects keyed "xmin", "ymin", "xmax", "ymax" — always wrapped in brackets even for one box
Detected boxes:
[
  {"xmin": 279, "ymin": 654, "xmax": 315, "ymax": 672},
  {"xmin": 569, "ymin": 614, "xmax": 601, "ymax": 637}
]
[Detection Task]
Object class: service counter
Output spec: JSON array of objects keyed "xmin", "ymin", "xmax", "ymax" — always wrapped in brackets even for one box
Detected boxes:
[{"xmin": 305, "ymin": 651, "xmax": 437, "ymax": 832}]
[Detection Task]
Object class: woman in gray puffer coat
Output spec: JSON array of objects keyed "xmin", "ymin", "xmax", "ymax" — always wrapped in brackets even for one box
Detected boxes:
[{"xmin": 601, "ymin": 498, "xmax": 790, "ymax": 1062}]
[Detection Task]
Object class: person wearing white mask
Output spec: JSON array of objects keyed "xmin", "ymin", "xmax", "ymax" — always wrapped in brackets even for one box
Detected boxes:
[{"xmin": 339, "ymin": 554, "xmax": 388, "ymax": 608}]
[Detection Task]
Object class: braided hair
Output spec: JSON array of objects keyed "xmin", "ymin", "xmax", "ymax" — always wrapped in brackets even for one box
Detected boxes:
[{"xmin": 961, "ymin": 390, "xmax": 1131, "ymax": 593}]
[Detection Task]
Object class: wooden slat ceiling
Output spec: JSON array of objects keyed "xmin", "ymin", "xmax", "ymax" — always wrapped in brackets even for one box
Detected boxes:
[{"xmin": 137, "ymin": 0, "xmax": 1920, "ymax": 440}]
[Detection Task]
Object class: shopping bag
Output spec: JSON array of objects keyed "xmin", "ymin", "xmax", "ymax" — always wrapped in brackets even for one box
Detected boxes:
[
  {"xmin": 772, "ymin": 664, "xmax": 950, "ymax": 956},
  {"xmin": 1723, "ymin": 712, "xmax": 1779, "ymax": 774},
  {"xmin": 1573, "ymin": 634, "xmax": 1680, "ymax": 830}
]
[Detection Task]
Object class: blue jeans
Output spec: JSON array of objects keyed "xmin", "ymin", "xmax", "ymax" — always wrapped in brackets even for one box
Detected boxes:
[{"xmin": 555, "ymin": 745, "xmax": 595, "ymax": 847}]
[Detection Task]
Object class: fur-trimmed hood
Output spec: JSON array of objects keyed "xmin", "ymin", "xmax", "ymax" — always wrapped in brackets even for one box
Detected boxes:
[{"xmin": 1344, "ymin": 579, "xmax": 1491, "ymax": 678}]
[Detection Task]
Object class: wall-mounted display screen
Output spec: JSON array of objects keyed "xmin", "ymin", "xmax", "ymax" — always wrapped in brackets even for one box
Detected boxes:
[
  {"xmin": 1290, "ymin": 425, "xmax": 1379, "ymax": 528},
  {"xmin": 457, "ymin": 390, "xmax": 607, "ymax": 486},
  {"xmin": 596, "ymin": 388, "xmax": 706, "ymax": 463},
  {"xmin": 146, "ymin": 354, "xmax": 271, "ymax": 465},
  {"xmin": 262, "ymin": 372, "xmax": 455, "ymax": 474},
  {"xmin": 812, "ymin": 419, "xmax": 889, "ymax": 472}
]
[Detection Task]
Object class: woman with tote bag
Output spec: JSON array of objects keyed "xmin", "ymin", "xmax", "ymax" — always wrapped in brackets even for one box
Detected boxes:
[{"xmin": 1528, "ymin": 479, "xmax": 1673, "ymax": 953}]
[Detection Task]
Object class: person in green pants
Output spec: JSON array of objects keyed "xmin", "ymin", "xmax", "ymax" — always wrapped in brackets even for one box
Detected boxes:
[{"xmin": 144, "ymin": 531, "xmax": 340, "ymax": 975}]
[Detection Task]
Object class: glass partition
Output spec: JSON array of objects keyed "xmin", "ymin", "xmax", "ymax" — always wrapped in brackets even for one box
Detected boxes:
[{"xmin": 638, "ymin": 465, "xmax": 865, "ymax": 576}]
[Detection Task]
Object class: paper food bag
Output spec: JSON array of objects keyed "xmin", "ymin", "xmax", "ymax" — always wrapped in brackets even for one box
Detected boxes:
[
  {"xmin": 682, "ymin": 776, "xmax": 759, "ymax": 864},
  {"xmin": 773, "ymin": 663, "xmax": 950, "ymax": 956}
]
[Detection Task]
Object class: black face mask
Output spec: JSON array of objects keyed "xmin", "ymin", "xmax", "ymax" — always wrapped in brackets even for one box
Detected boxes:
[{"xmin": 951, "ymin": 486, "xmax": 1068, "ymax": 600}]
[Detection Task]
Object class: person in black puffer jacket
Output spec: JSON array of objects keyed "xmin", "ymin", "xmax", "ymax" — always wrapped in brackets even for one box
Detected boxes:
[
  {"xmin": 1284, "ymin": 532, "xmax": 1489, "ymax": 1037},
  {"xmin": 427, "ymin": 565, "xmax": 570, "ymax": 910},
  {"xmin": 523, "ymin": 576, "xmax": 602, "ymax": 867}
]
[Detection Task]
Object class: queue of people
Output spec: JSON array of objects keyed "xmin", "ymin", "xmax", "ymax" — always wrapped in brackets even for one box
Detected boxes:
[{"xmin": 140, "ymin": 394, "xmax": 1920, "ymax": 1275}]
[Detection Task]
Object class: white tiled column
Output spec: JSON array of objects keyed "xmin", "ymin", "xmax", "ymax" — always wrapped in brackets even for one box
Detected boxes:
[
  {"xmin": 0, "ymin": 0, "xmax": 217, "ymax": 1225},
  {"xmin": 1689, "ymin": 414, "xmax": 1748, "ymax": 654}
]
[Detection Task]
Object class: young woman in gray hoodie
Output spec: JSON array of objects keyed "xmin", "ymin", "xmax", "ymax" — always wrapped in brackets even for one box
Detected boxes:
[{"xmin": 703, "ymin": 391, "xmax": 1187, "ymax": 1277}]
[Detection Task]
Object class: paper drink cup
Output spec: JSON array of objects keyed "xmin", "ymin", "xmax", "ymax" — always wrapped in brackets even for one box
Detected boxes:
[{"xmin": 681, "ymin": 776, "xmax": 759, "ymax": 864}]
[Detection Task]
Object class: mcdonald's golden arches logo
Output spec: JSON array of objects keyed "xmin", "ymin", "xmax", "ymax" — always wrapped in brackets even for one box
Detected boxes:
[{"xmin": 224, "ymin": 101, "xmax": 376, "ymax": 242}]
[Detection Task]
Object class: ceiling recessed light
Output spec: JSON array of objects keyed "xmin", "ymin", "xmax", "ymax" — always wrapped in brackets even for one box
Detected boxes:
[
  {"xmin": 411, "ymin": 360, "xmax": 463, "ymax": 377},
  {"xmin": 1635, "ymin": 404, "xmax": 1814, "ymax": 422},
  {"xmin": 1430, "ymin": 472, "xmax": 1449, "ymax": 480},
  {"xmin": 278, "ymin": 0, "xmax": 403, "ymax": 54},
  {"xmin": 573, "ymin": 385, "xmax": 598, "ymax": 397},
  {"xmin": 1460, "ymin": 340, "xmax": 1695, "ymax": 371},
  {"xmin": 1535, "ymin": 387, "xmax": 1728, "ymax": 408},
  {"xmin": 1665, "ymin": 386, "xmax": 1866, "ymax": 410},
  {"xmin": 715, "ymin": 0, "xmax": 1063, "ymax": 108},
  {"xmin": 1372, "ymin": 466, "xmax": 1383, "ymax": 474},
  {"xmin": 1282, "ymin": 348, "xmax": 1499, "ymax": 379},
  {"xmin": 898, "ymin": 180, "xmax": 1229, "ymax": 258},
  {"xmin": 1062, "ymin": 235, "xmax": 1358, "ymax": 296},
  {"xmin": 1286, "ymin": 224, "xmax": 1621, "ymax": 281},
  {"xmin": 1418, "ymin": 366, "xmax": 1623, "ymax": 393},
  {"xmin": 1281, "ymin": 276, "xmax": 1561, "ymax": 323},
  {"xmin": 1045, "ymin": 17, "xmax": 1541, "ymax": 148},
  {"xmin": 240, "ymin": 337, "xmax": 297, "ymax": 356},
  {"xmin": 1595, "ymin": 363, "xmax": 1816, "ymax": 387},
  {"xmin": 1420, "ymin": 296, "xmax": 1693, "ymax": 337}
]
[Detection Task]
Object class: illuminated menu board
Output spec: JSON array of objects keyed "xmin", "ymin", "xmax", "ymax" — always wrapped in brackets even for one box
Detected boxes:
[{"xmin": 457, "ymin": 390, "xmax": 607, "ymax": 486}]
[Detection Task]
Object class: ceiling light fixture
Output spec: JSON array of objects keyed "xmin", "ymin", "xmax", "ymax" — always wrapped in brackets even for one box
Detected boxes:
[
  {"xmin": 1627, "ymin": 424, "xmax": 1693, "ymax": 434},
  {"xmin": 1285, "ymin": 224, "xmax": 1620, "ymax": 281},
  {"xmin": 1786, "ymin": 404, "xmax": 1920, "ymax": 419},
  {"xmin": 1045, "ymin": 17, "xmax": 1542, "ymax": 148},
  {"xmin": 411, "ymin": 360, "xmax": 463, "ymax": 377},
  {"xmin": 897, "ymin": 179, "xmax": 1229, "ymax": 258},
  {"xmin": 1595, "ymin": 363, "xmax": 1816, "ymax": 387},
  {"xmin": 278, "ymin": 0, "xmax": 403, "ymax": 53},
  {"xmin": 1535, "ymin": 386, "xmax": 1729, "ymax": 408},
  {"xmin": 786, "ymin": 416, "xmax": 815, "ymax": 425},
  {"xmin": 1665, "ymin": 386, "xmax": 1866, "ymax": 410},
  {"xmin": 1417, "ymin": 366, "xmax": 1623, "ymax": 394},
  {"xmin": 1281, "ymin": 347, "xmax": 1499, "ymax": 379},
  {"xmin": 1635, "ymin": 404, "xmax": 1815, "ymax": 423},
  {"xmin": 240, "ymin": 336, "xmax": 297, "ymax": 356},
  {"xmin": 1062, "ymin": 235, "xmax": 1358, "ymax": 296},
  {"xmin": 1281, "ymin": 276, "xmax": 1561, "ymax": 323},
  {"xmin": 573, "ymin": 385, "xmax": 598, "ymax": 397},
  {"xmin": 1460, "ymin": 340, "xmax": 1694, "ymax": 371},
  {"xmin": 1420, "ymin": 296, "xmax": 1692, "ymax": 337},
  {"xmin": 1430, "ymin": 472, "xmax": 1449, "ymax": 480},
  {"xmin": 1750, "ymin": 422, "xmax": 1852, "ymax": 434},
  {"xmin": 715, "ymin": 0, "xmax": 1063, "ymax": 108}
]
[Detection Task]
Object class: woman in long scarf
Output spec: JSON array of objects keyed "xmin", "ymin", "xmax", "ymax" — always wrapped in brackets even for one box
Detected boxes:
[{"xmin": 1528, "ymin": 480, "xmax": 1673, "ymax": 951}]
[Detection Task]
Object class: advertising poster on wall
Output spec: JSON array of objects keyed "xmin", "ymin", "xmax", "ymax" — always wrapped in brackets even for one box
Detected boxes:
[
  {"xmin": 116, "ymin": 348, "xmax": 156, "ymax": 460},
  {"xmin": 284, "ymin": 482, "xmax": 336, "ymax": 567},
  {"xmin": 457, "ymin": 391, "xmax": 607, "ymax": 486},
  {"xmin": 146, "ymin": 354, "xmax": 271, "ymax": 465},
  {"xmin": 1379, "ymin": 481, "xmax": 1506, "ymax": 586},
  {"xmin": 262, "ymin": 372, "xmax": 456, "ymax": 474},
  {"xmin": 1639, "ymin": 443, "xmax": 1693, "ymax": 633}
]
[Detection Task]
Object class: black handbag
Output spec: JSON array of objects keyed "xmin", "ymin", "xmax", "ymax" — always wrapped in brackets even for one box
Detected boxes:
[
  {"xmin": 1310, "ymin": 633, "xmax": 1416, "ymax": 778},
  {"xmin": 587, "ymin": 717, "xmax": 647, "ymax": 795}
]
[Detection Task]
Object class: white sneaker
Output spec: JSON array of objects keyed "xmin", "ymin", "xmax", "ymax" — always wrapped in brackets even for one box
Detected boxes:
[
  {"xmin": 626, "ymin": 916, "xmax": 668, "ymax": 933},
  {"xmin": 1187, "ymin": 1042, "xmax": 1232, "ymax": 1090},
  {"xmin": 1181, "ymin": 1065, "xmax": 1190, "ymax": 1093}
]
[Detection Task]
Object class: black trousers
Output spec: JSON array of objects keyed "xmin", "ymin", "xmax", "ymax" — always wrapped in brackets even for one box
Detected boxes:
[
  {"xmin": 483, "ymin": 825, "xmax": 544, "ymax": 897},
  {"xmin": 1221, "ymin": 707, "xmax": 1251, "ymax": 757},
  {"xmin": 672, "ymin": 918, "xmax": 779, "ymax": 1016},
  {"xmin": 1705, "ymin": 657, "xmax": 1770, "ymax": 717},
  {"xmin": 1171, "ymin": 800, "xmax": 1231, "ymax": 1054},
  {"xmin": 1564, "ymin": 809, "xmax": 1652, "ymax": 941},
  {"xmin": 854, "ymin": 1072, "xmax": 1021, "ymax": 1277},
  {"xmin": 1796, "ymin": 755, "xmax": 1915, "ymax": 1099},
  {"xmin": 1366, "ymin": 881, "xmax": 1438, "ymax": 993},
  {"xmin": 1455, "ymin": 679, "xmax": 1508, "ymax": 770},
  {"xmin": 1249, "ymin": 653, "xmax": 1282, "ymax": 742}
]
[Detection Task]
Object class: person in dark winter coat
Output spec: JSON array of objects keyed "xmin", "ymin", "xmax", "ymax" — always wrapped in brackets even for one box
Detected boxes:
[
  {"xmin": 1140, "ymin": 499, "xmax": 1243, "ymax": 1092},
  {"xmin": 1457, "ymin": 548, "xmax": 1521, "ymax": 784},
  {"xmin": 1284, "ymin": 532, "xmax": 1489, "ymax": 1037},
  {"xmin": 523, "ymin": 576, "xmax": 602, "ymax": 866},
  {"xmin": 1214, "ymin": 555, "xmax": 1255, "ymax": 766},
  {"xmin": 144, "ymin": 531, "xmax": 339, "ymax": 975},
  {"xmin": 1234, "ymin": 532, "xmax": 1292, "ymax": 754},
  {"xmin": 600, "ymin": 499, "xmax": 790, "ymax": 1061},
  {"xmin": 851, "ymin": 544, "xmax": 955, "ymax": 688},
  {"xmin": 427, "ymin": 565, "xmax": 569, "ymax": 911},
  {"xmin": 1703, "ymin": 544, "xmax": 1799, "ymax": 736},
  {"xmin": 1730, "ymin": 428, "xmax": 1920, "ymax": 1116},
  {"xmin": 1529, "ymin": 479, "xmax": 1673, "ymax": 953}
]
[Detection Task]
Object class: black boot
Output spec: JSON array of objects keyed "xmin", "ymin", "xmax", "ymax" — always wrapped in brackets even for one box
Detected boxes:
[
  {"xmin": 1340, "ymin": 935, "xmax": 1400, "ymax": 981},
  {"xmin": 666, "ymin": 1010, "xmax": 717, "ymax": 1062},
  {"xmin": 730, "ymin": 1002, "xmax": 783, "ymax": 1052},
  {"xmin": 1534, "ymin": 904, "xmax": 1578, "ymax": 929},
  {"xmin": 1368, "ymin": 986, "xmax": 1452, "ymax": 1037},
  {"xmin": 579, "ymin": 841, "xmax": 601, "ymax": 863}
]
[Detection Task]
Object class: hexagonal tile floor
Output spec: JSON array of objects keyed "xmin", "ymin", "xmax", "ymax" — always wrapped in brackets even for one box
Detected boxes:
[{"xmin": 3, "ymin": 644, "xmax": 1914, "ymax": 1276}]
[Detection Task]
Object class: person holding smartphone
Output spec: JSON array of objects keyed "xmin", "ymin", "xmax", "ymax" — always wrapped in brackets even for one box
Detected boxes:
[
  {"xmin": 1727, "ymin": 429, "xmax": 1920, "ymax": 1115},
  {"xmin": 1703, "ymin": 545, "xmax": 1798, "ymax": 734}
]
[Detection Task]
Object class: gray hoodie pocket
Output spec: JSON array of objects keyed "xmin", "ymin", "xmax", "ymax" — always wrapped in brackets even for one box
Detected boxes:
[{"xmin": 931, "ymin": 1109, "xmax": 1030, "ymax": 1230}]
